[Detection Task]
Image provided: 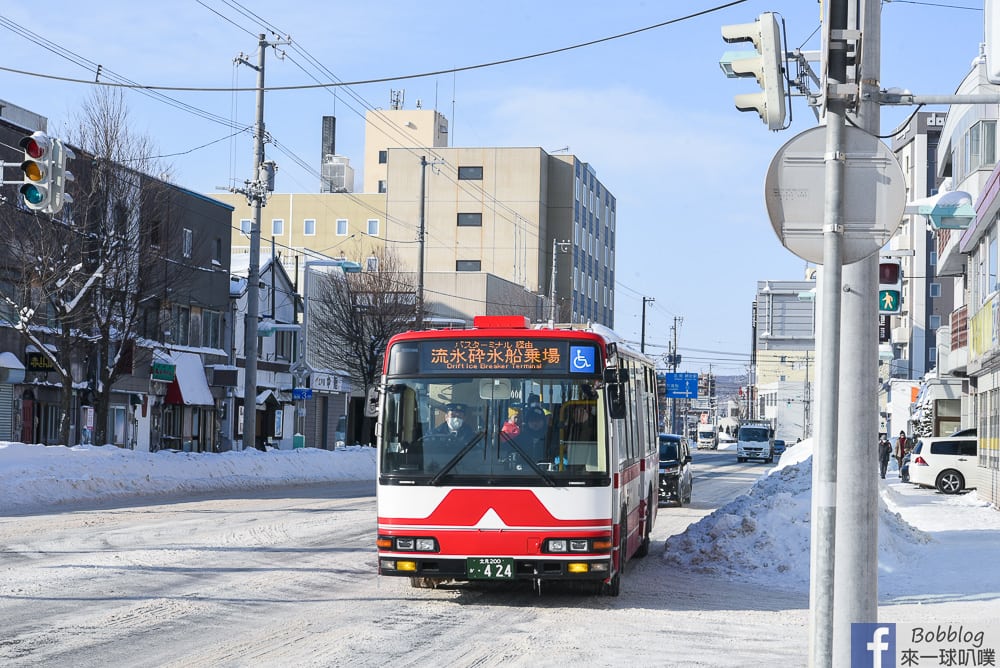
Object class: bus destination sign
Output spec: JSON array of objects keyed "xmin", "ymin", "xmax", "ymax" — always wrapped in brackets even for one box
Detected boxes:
[{"xmin": 424, "ymin": 339, "xmax": 563, "ymax": 372}]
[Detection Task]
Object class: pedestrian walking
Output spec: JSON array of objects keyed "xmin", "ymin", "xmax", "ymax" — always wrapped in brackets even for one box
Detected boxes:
[
  {"xmin": 878, "ymin": 434, "xmax": 892, "ymax": 479},
  {"xmin": 894, "ymin": 430, "xmax": 908, "ymax": 472}
]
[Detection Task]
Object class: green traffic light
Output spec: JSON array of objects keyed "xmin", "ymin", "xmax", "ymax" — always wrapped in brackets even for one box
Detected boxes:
[{"xmin": 20, "ymin": 183, "xmax": 45, "ymax": 205}]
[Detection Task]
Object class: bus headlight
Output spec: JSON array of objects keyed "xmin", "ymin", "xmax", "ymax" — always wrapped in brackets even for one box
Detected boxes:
[
  {"xmin": 547, "ymin": 539, "xmax": 568, "ymax": 552},
  {"xmin": 544, "ymin": 538, "xmax": 608, "ymax": 553},
  {"xmin": 383, "ymin": 536, "xmax": 439, "ymax": 552}
]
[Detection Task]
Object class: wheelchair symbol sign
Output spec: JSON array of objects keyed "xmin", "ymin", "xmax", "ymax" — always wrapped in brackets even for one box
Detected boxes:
[{"xmin": 569, "ymin": 346, "xmax": 595, "ymax": 374}]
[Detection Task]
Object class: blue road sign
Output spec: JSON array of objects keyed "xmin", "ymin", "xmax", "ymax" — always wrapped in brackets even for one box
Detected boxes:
[
  {"xmin": 665, "ymin": 372, "xmax": 699, "ymax": 398},
  {"xmin": 292, "ymin": 388, "xmax": 313, "ymax": 400}
]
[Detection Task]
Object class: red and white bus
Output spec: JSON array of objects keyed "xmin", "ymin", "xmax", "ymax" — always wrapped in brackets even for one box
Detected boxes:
[{"xmin": 375, "ymin": 315, "xmax": 659, "ymax": 595}]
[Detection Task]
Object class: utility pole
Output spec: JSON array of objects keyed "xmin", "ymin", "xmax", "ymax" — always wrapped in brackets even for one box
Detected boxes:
[
  {"xmin": 235, "ymin": 34, "xmax": 288, "ymax": 451},
  {"xmin": 548, "ymin": 239, "xmax": 570, "ymax": 325},
  {"xmin": 810, "ymin": 1, "xmax": 848, "ymax": 664},
  {"xmin": 640, "ymin": 296, "xmax": 654, "ymax": 353},
  {"xmin": 415, "ymin": 155, "xmax": 427, "ymax": 330},
  {"xmin": 833, "ymin": 0, "xmax": 881, "ymax": 663},
  {"xmin": 414, "ymin": 155, "xmax": 444, "ymax": 330},
  {"xmin": 803, "ymin": 350, "xmax": 811, "ymax": 439},
  {"xmin": 670, "ymin": 316, "xmax": 682, "ymax": 433}
]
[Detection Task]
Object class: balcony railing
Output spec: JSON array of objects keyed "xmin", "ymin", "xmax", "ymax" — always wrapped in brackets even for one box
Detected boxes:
[{"xmin": 951, "ymin": 304, "xmax": 968, "ymax": 351}]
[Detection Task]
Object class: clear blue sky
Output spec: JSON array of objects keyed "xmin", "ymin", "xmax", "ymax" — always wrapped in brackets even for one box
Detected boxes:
[{"xmin": 0, "ymin": 1, "xmax": 986, "ymax": 375}]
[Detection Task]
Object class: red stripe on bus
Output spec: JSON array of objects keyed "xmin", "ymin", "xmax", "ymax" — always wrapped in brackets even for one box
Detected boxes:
[
  {"xmin": 381, "ymin": 528, "xmax": 613, "ymax": 557},
  {"xmin": 378, "ymin": 489, "xmax": 607, "ymax": 527}
]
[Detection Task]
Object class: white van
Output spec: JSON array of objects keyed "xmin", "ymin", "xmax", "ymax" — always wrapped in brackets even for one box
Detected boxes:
[{"xmin": 909, "ymin": 435, "xmax": 978, "ymax": 494}]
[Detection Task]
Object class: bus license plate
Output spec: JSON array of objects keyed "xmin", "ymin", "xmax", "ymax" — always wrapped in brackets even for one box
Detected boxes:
[{"xmin": 467, "ymin": 557, "xmax": 514, "ymax": 580}]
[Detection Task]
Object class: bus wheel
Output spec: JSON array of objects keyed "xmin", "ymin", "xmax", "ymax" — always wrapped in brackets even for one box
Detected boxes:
[
  {"xmin": 633, "ymin": 492, "xmax": 653, "ymax": 559},
  {"xmin": 602, "ymin": 509, "xmax": 626, "ymax": 596}
]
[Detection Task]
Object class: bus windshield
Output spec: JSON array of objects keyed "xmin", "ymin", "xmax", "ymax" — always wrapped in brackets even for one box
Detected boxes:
[{"xmin": 380, "ymin": 376, "xmax": 607, "ymax": 484}]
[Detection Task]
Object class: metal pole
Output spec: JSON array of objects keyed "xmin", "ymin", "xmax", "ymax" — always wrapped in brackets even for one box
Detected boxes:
[
  {"xmin": 810, "ymin": 1, "xmax": 847, "ymax": 664},
  {"xmin": 641, "ymin": 296, "xmax": 654, "ymax": 353},
  {"xmin": 241, "ymin": 34, "xmax": 267, "ymax": 452},
  {"xmin": 833, "ymin": 0, "xmax": 881, "ymax": 662},
  {"xmin": 548, "ymin": 237, "xmax": 558, "ymax": 324},
  {"xmin": 671, "ymin": 316, "xmax": 680, "ymax": 433},
  {"xmin": 416, "ymin": 155, "xmax": 426, "ymax": 329}
]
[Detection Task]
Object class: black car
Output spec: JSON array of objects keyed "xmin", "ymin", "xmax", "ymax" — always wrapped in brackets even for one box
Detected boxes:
[{"xmin": 658, "ymin": 434, "xmax": 693, "ymax": 506}]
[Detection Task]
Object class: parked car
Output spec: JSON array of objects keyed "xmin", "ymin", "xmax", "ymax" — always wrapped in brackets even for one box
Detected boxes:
[
  {"xmin": 658, "ymin": 433, "xmax": 693, "ymax": 506},
  {"xmin": 908, "ymin": 435, "xmax": 978, "ymax": 494},
  {"xmin": 773, "ymin": 439, "xmax": 786, "ymax": 456}
]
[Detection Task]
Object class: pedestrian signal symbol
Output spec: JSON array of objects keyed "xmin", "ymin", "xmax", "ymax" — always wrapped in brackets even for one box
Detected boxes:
[{"xmin": 879, "ymin": 289, "xmax": 901, "ymax": 314}]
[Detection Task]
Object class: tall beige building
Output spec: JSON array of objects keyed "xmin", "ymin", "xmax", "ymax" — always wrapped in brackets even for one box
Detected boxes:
[{"xmin": 222, "ymin": 106, "xmax": 617, "ymax": 327}]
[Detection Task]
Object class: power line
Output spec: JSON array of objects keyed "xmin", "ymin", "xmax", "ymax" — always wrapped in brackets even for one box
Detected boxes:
[{"xmin": 0, "ymin": 2, "xmax": 750, "ymax": 92}]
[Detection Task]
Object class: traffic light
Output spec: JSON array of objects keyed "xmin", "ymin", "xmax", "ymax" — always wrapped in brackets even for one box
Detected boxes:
[
  {"xmin": 878, "ymin": 260, "xmax": 902, "ymax": 315},
  {"xmin": 720, "ymin": 12, "xmax": 787, "ymax": 131},
  {"xmin": 17, "ymin": 132, "xmax": 73, "ymax": 215},
  {"xmin": 19, "ymin": 132, "xmax": 53, "ymax": 212}
]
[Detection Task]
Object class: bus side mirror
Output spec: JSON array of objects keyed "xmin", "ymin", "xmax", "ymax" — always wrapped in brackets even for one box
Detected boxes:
[
  {"xmin": 365, "ymin": 385, "xmax": 380, "ymax": 418},
  {"xmin": 606, "ymin": 382, "xmax": 627, "ymax": 419}
]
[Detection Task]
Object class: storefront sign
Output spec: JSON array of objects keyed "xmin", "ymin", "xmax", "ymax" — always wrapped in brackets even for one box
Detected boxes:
[
  {"xmin": 151, "ymin": 362, "xmax": 176, "ymax": 382},
  {"xmin": 26, "ymin": 351, "xmax": 55, "ymax": 372}
]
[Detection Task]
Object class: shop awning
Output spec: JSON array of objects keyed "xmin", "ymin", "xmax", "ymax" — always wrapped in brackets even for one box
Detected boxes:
[
  {"xmin": 0, "ymin": 351, "xmax": 25, "ymax": 384},
  {"xmin": 165, "ymin": 352, "xmax": 214, "ymax": 406}
]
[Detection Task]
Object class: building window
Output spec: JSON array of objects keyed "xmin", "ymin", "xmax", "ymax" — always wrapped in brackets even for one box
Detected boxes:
[
  {"xmin": 240, "ymin": 219, "xmax": 251, "ymax": 235},
  {"xmin": 150, "ymin": 218, "xmax": 162, "ymax": 247},
  {"xmin": 929, "ymin": 282, "xmax": 942, "ymax": 298},
  {"xmin": 203, "ymin": 310, "xmax": 222, "ymax": 348},
  {"xmin": 456, "ymin": 260, "xmax": 481, "ymax": 271},
  {"xmin": 214, "ymin": 238, "xmax": 223, "ymax": 264},
  {"xmin": 303, "ymin": 219, "xmax": 316, "ymax": 236},
  {"xmin": 457, "ymin": 213, "xmax": 482, "ymax": 227},
  {"xmin": 458, "ymin": 166, "xmax": 483, "ymax": 180},
  {"xmin": 336, "ymin": 219, "xmax": 348, "ymax": 236},
  {"xmin": 182, "ymin": 228, "xmax": 193, "ymax": 258},
  {"xmin": 275, "ymin": 331, "xmax": 294, "ymax": 362},
  {"xmin": 366, "ymin": 255, "xmax": 379, "ymax": 272},
  {"xmin": 929, "ymin": 251, "xmax": 937, "ymax": 266},
  {"xmin": 172, "ymin": 305, "xmax": 190, "ymax": 346},
  {"xmin": 378, "ymin": 180, "xmax": 387, "ymax": 193},
  {"xmin": 378, "ymin": 150, "xmax": 388, "ymax": 164},
  {"xmin": 928, "ymin": 346, "xmax": 938, "ymax": 364},
  {"xmin": 367, "ymin": 219, "xmax": 380, "ymax": 236},
  {"xmin": 272, "ymin": 219, "xmax": 284, "ymax": 236},
  {"xmin": 930, "ymin": 314, "xmax": 942, "ymax": 330}
]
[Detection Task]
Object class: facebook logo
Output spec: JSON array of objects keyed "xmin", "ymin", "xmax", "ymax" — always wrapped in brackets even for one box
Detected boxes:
[{"xmin": 851, "ymin": 623, "xmax": 895, "ymax": 668}]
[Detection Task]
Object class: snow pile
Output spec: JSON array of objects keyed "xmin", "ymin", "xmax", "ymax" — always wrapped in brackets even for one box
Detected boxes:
[
  {"xmin": 662, "ymin": 442, "xmax": 948, "ymax": 591},
  {"xmin": 664, "ymin": 457, "xmax": 814, "ymax": 588},
  {"xmin": 0, "ymin": 442, "xmax": 377, "ymax": 512}
]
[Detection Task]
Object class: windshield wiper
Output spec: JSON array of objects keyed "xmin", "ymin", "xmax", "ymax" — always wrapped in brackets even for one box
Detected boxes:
[
  {"xmin": 429, "ymin": 431, "xmax": 486, "ymax": 485},
  {"xmin": 498, "ymin": 431, "xmax": 556, "ymax": 486}
]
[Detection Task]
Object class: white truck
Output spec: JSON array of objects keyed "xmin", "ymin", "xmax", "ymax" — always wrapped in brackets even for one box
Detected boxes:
[
  {"xmin": 736, "ymin": 421, "xmax": 774, "ymax": 463},
  {"xmin": 695, "ymin": 423, "xmax": 718, "ymax": 449}
]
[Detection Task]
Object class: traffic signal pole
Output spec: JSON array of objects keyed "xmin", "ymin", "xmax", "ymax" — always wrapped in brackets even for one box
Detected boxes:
[
  {"xmin": 809, "ymin": 0, "xmax": 848, "ymax": 664},
  {"xmin": 833, "ymin": 0, "xmax": 881, "ymax": 664}
]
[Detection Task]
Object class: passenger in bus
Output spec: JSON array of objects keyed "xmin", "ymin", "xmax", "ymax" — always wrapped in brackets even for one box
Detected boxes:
[
  {"xmin": 563, "ymin": 402, "xmax": 597, "ymax": 442},
  {"xmin": 434, "ymin": 403, "xmax": 475, "ymax": 441},
  {"xmin": 501, "ymin": 406, "xmax": 521, "ymax": 437},
  {"xmin": 515, "ymin": 407, "xmax": 549, "ymax": 461}
]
